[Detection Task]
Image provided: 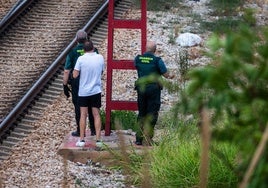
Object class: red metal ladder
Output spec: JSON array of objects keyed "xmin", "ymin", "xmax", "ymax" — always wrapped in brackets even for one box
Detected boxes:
[{"xmin": 105, "ymin": 0, "xmax": 147, "ymax": 136}]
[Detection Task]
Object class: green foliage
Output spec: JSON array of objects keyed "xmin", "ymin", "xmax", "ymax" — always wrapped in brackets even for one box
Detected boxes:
[
  {"xmin": 242, "ymin": 8, "xmax": 257, "ymax": 26},
  {"xmin": 200, "ymin": 18, "xmax": 242, "ymax": 34},
  {"xmin": 177, "ymin": 24, "xmax": 268, "ymax": 186},
  {"xmin": 149, "ymin": 125, "xmax": 238, "ymax": 188},
  {"xmin": 186, "ymin": 25, "xmax": 268, "ymax": 126},
  {"xmin": 74, "ymin": 178, "xmax": 85, "ymax": 187},
  {"xmin": 113, "ymin": 114, "xmax": 238, "ymax": 187},
  {"xmin": 209, "ymin": 143, "xmax": 238, "ymax": 188},
  {"xmin": 168, "ymin": 28, "xmax": 176, "ymax": 44},
  {"xmin": 196, "ymin": 1, "xmax": 257, "ymax": 34},
  {"xmin": 133, "ymin": 0, "xmax": 183, "ymax": 11},
  {"xmin": 208, "ymin": 0, "xmax": 243, "ymax": 16},
  {"xmin": 135, "ymin": 73, "xmax": 179, "ymax": 95},
  {"xmin": 100, "ymin": 110, "xmax": 138, "ymax": 131},
  {"xmin": 177, "ymin": 49, "xmax": 190, "ymax": 88},
  {"xmin": 106, "ymin": 142, "xmax": 150, "ymax": 186},
  {"xmin": 149, "ymin": 126, "xmax": 199, "ymax": 188},
  {"xmin": 248, "ymin": 149, "xmax": 268, "ymax": 187}
]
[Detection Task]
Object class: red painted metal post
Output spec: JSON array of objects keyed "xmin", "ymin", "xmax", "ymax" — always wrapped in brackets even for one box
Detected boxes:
[
  {"xmin": 141, "ymin": 0, "xmax": 147, "ymax": 53},
  {"xmin": 105, "ymin": 0, "xmax": 147, "ymax": 136},
  {"xmin": 105, "ymin": 0, "xmax": 115, "ymax": 136}
]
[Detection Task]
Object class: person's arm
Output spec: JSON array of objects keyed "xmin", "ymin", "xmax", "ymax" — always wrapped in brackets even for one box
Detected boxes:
[
  {"xmin": 157, "ymin": 58, "xmax": 175, "ymax": 79},
  {"xmin": 73, "ymin": 69, "xmax": 79, "ymax": 79},
  {"xmin": 63, "ymin": 54, "xmax": 72, "ymax": 98},
  {"xmin": 73, "ymin": 56, "xmax": 81, "ymax": 79},
  {"xmin": 63, "ymin": 52, "xmax": 73, "ymax": 85},
  {"xmin": 163, "ymin": 71, "xmax": 175, "ymax": 79},
  {"xmin": 63, "ymin": 69, "xmax": 70, "ymax": 85}
]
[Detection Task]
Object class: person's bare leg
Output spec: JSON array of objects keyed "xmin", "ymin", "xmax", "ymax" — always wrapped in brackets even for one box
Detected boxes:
[
  {"xmin": 79, "ymin": 107, "xmax": 88, "ymax": 141},
  {"xmin": 92, "ymin": 107, "xmax": 101, "ymax": 141}
]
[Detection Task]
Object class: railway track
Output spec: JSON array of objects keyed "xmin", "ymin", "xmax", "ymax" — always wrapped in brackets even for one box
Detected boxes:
[{"xmin": 0, "ymin": 0, "xmax": 134, "ymax": 161}]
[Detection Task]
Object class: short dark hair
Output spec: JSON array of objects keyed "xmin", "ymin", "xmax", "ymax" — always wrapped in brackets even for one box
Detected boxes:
[{"xmin": 83, "ymin": 40, "xmax": 94, "ymax": 52}]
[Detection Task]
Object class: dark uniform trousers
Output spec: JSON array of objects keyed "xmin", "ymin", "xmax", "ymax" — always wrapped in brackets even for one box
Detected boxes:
[{"xmin": 136, "ymin": 83, "xmax": 161, "ymax": 144}]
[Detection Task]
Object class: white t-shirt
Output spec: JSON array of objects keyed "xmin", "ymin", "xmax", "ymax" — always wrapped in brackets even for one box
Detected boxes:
[{"xmin": 74, "ymin": 52, "xmax": 105, "ymax": 97}]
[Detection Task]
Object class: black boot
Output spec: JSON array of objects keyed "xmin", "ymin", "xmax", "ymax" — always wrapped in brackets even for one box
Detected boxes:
[
  {"xmin": 71, "ymin": 126, "xmax": 80, "ymax": 137},
  {"xmin": 135, "ymin": 136, "xmax": 143, "ymax": 145},
  {"xmin": 71, "ymin": 131, "xmax": 80, "ymax": 137}
]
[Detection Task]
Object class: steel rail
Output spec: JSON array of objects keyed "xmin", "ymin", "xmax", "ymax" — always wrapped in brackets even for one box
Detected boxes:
[
  {"xmin": 0, "ymin": 0, "xmax": 35, "ymax": 34},
  {"xmin": 0, "ymin": 0, "xmax": 110, "ymax": 139}
]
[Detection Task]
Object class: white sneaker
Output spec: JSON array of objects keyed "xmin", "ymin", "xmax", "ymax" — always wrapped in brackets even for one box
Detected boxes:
[
  {"xmin": 76, "ymin": 140, "xmax": 85, "ymax": 147},
  {"xmin": 96, "ymin": 140, "xmax": 104, "ymax": 148}
]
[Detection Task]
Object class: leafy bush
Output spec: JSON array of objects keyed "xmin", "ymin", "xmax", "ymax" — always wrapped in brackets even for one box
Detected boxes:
[{"xmin": 176, "ymin": 23, "xmax": 268, "ymax": 187}]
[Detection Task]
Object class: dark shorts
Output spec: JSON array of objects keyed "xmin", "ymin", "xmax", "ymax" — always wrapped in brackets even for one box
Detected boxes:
[{"xmin": 78, "ymin": 93, "xmax": 101, "ymax": 108}]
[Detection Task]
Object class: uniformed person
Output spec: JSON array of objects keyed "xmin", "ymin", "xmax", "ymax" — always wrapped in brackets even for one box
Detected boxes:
[
  {"xmin": 134, "ymin": 40, "xmax": 174, "ymax": 146},
  {"xmin": 63, "ymin": 30, "xmax": 97, "ymax": 137}
]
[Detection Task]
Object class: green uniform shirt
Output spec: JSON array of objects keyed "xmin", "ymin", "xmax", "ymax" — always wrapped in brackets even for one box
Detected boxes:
[
  {"xmin": 134, "ymin": 52, "xmax": 167, "ymax": 78},
  {"xmin": 64, "ymin": 44, "xmax": 99, "ymax": 70},
  {"xmin": 64, "ymin": 43, "xmax": 84, "ymax": 70}
]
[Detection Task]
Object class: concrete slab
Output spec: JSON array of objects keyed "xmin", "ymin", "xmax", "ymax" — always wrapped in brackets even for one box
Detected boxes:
[{"xmin": 57, "ymin": 130, "xmax": 150, "ymax": 166}]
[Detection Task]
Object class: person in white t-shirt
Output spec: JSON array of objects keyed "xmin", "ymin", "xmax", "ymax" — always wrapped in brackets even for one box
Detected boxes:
[{"xmin": 73, "ymin": 40, "xmax": 105, "ymax": 147}]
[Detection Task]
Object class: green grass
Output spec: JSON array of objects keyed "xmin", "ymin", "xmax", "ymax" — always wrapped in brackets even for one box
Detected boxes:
[
  {"xmin": 208, "ymin": 0, "xmax": 243, "ymax": 16},
  {"xmin": 100, "ymin": 110, "xmax": 139, "ymax": 131},
  {"xmin": 149, "ymin": 126, "xmax": 238, "ymax": 188},
  {"xmin": 108, "ymin": 113, "xmax": 238, "ymax": 187},
  {"xmin": 192, "ymin": 1, "xmax": 257, "ymax": 34},
  {"xmin": 150, "ymin": 135, "xmax": 200, "ymax": 187},
  {"xmin": 133, "ymin": 0, "xmax": 183, "ymax": 11},
  {"xmin": 208, "ymin": 143, "xmax": 238, "ymax": 188},
  {"xmin": 200, "ymin": 18, "xmax": 243, "ymax": 34}
]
